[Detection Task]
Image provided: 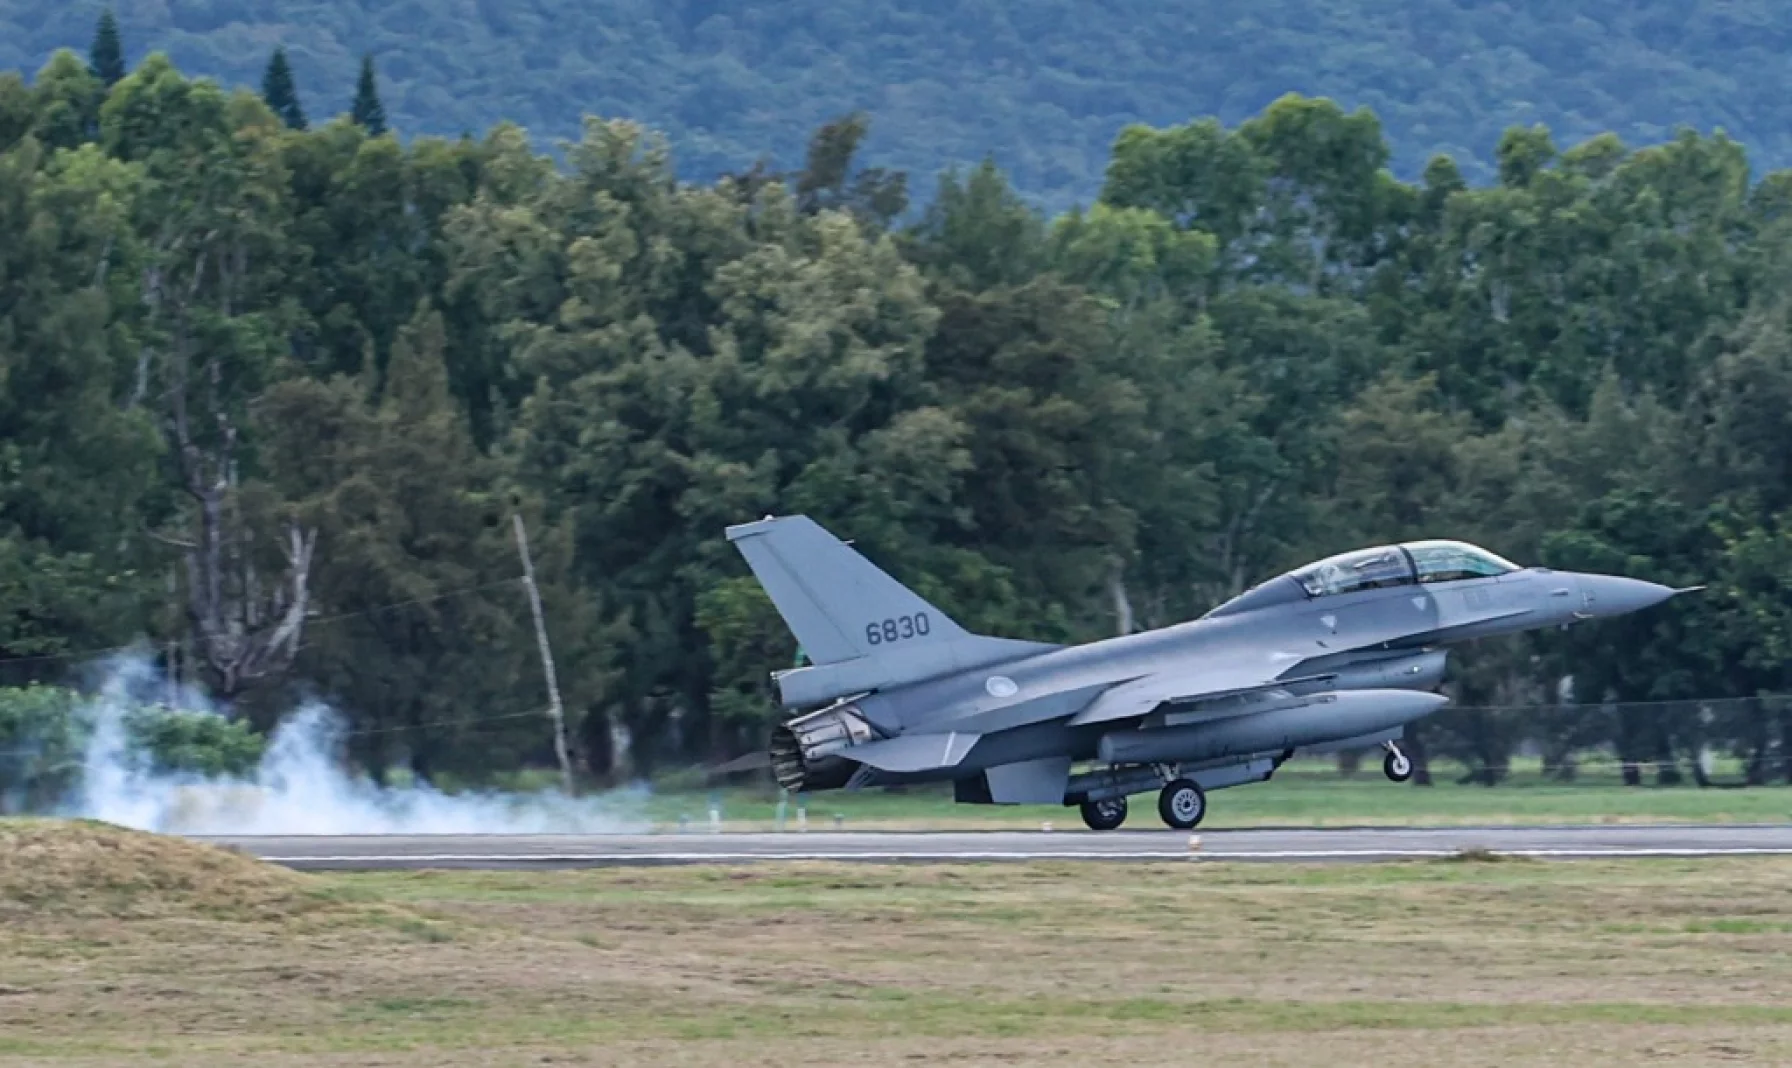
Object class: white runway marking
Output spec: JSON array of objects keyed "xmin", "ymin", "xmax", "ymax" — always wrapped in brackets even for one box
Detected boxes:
[
  {"xmin": 253, "ymin": 845, "xmax": 1792, "ymax": 866},
  {"xmin": 259, "ymin": 851, "xmax": 1194, "ymax": 863},
  {"xmin": 205, "ymin": 824, "xmax": 1792, "ymax": 869}
]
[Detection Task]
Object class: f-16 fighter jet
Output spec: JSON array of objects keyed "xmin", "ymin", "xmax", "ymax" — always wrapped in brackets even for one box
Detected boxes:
[{"xmin": 728, "ymin": 515, "xmax": 1694, "ymax": 830}]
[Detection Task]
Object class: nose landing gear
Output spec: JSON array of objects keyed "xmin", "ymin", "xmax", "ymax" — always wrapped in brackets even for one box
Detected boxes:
[{"xmin": 1382, "ymin": 741, "xmax": 1413, "ymax": 783}]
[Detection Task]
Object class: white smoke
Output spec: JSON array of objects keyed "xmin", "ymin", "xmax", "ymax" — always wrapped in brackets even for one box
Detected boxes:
[{"xmin": 63, "ymin": 656, "xmax": 651, "ymax": 835}]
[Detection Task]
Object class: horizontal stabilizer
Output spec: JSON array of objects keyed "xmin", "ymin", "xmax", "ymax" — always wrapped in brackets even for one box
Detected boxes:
[{"xmin": 838, "ymin": 731, "xmax": 981, "ymax": 773}]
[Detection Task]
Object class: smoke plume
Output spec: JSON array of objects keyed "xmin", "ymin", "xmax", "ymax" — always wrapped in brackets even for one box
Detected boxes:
[{"xmin": 64, "ymin": 656, "xmax": 650, "ymax": 835}]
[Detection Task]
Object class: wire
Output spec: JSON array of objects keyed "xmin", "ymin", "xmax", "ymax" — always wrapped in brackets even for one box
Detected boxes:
[
  {"xmin": 0, "ymin": 578, "xmax": 530, "ymax": 669},
  {"xmin": 301, "ymin": 579, "xmax": 526, "ymax": 627},
  {"xmin": 1442, "ymin": 694, "xmax": 1792, "ymax": 713},
  {"xmin": 330, "ymin": 708, "xmax": 552, "ymax": 739},
  {"xmin": 0, "ymin": 707, "xmax": 556, "ymax": 761}
]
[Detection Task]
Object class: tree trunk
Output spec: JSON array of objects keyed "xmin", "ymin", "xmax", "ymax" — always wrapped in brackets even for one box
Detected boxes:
[
  {"xmin": 405, "ymin": 696, "xmax": 434, "ymax": 787},
  {"xmin": 1617, "ymin": 707, "xmax": 1644, "ymax": 786},
  {"xmin": 1109, "ymin": 561, "xmax": 1136, "ymax": 636},
  {"xmin": 1745, "ymin": 738, "xmax": 1767, "ymax": 787},
  {"xmin": 148, "ymin": 228, "xmax": 316, "ymax": 701},
  {"xmin": 1689, "ymin": 746, "xmax": 1712, "ymax": 789},
  {"xmin": 1543, "ymin": 736, "xmax": 1577, "ymax": 782},
  {"xmin": 1653, "ymin": 724, "xmax": 1682, "ymax": 786},
  {"xmin": 1780, "ymin": 702, "xmax": 1792, "ymax": 786},
  {"xmin": 1405, "ymin": 727, "xmax": 1433, "ymax": 787}
]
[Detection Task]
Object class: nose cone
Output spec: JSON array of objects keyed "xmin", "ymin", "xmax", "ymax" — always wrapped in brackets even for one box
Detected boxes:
[{"xmin": 1574, "ymin": 574, "xmax": 1680, "ymax": 619}]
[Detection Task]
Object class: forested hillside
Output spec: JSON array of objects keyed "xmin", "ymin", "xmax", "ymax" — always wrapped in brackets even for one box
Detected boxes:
[
  {"xmin": 3, "ymin": 35, "xmax": 1792, "ymax": 794},
  {"xmin": 4, "ymin": 2, "xmax": 1792, "ymax": 208}
]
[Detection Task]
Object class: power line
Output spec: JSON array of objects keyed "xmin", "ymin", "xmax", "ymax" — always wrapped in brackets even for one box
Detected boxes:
[
  {"xmin": 301, "ymin": 579, "xmax": 525, "ymax": 627},
  {"xmin": 0, "ymin": 578, "xmax": 530, "ymax": 669},
  {"xmin": 1444, "ymin": 694, "xmax": 1792, "ymax": 713},
  {"xmin": 0, "ymin": 707, "xmax": 555, "ymax": 760}
]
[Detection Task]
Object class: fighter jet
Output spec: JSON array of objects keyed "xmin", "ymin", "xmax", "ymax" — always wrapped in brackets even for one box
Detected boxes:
[{"xmin": 727, "ymin": 515, "xmax": 1695, "ymax": 830}]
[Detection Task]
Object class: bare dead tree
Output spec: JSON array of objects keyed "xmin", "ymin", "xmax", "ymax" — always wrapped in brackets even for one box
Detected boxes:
[{"xmin": 144, "ymin": 219, "xmax": 317, "ymax": 699}]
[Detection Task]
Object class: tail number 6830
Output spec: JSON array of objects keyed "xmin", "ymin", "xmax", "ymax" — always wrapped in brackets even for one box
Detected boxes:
[{"xmin": 865, "ymin": 613, "xmax": 930, "ymax": 646}]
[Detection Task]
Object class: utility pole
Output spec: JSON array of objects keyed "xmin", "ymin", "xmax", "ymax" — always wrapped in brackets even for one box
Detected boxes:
[{"xmin": 513, "ymin": 513, "xmax": 574, "ymax": 795}]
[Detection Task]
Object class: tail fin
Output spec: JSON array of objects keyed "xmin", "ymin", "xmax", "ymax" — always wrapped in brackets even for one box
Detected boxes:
[
  {"xmin": 725, "ymin": 515, "xmax": 1055, "ymax": 705},
  {"xmin": 725, "ymin": 515, "xmax": 970, "ymax": 664}
]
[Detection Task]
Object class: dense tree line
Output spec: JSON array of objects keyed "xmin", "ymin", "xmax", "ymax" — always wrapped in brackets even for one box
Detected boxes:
[
  {"xmin": 2, "ymin": 27, "xmax": 1792, "ymax": 792},
  {"xmin": 5, "ymin": 2, "xmax": 1792, "ymax": 210}
]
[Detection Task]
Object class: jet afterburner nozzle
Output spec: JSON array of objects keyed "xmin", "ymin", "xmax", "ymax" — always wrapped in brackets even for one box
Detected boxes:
[{"xmin": 768, "ymin": 702, "xmax": 877, "ymax": 792}]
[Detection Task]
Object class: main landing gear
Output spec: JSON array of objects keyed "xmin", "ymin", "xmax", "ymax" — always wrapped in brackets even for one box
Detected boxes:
[
  {"xmin": 1078, "ymin": 796, "xmax": 1128, "ymax": 831},
  {"xmin": 1383, "ymin": 741, "xmax": 1413, "ymax": 783},
  {"xmin": 1157, "ymin": 778, "xmax": 1206, "ymax": 830},
  {"xmin": 1074, "ymin": 778, "xmax": 1209, "ymax": 831}
]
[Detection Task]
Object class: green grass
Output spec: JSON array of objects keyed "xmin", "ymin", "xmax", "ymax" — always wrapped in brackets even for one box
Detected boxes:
[
  {"xmin": 633, "ymin": 756, "xmax": 1792, "ymax": 831},
  {"xmin": 6, "ymin": 836, "xmax": 1792, "ymax": 1064}
]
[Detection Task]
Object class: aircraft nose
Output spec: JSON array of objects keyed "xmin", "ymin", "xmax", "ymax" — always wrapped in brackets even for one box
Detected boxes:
[{"xmin": 1574, "ymin": 574, "xmax": 1679, "ymax": 618}]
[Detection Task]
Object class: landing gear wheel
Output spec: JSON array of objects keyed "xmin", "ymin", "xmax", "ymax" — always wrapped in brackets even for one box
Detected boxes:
[
  {"xmin": 1383, "ymin": 745, "xmax": 1413, "ymax": 783},
  {"xmin": 1157, "ymin": 778, "xmax": 1206, "ymax": 830},
  {"xmin": 1079, "ymin": 796, "xmax": 1129, "ymax": 832}
]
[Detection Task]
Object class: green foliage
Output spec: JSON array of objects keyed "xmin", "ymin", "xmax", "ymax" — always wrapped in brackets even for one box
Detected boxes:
[
  {"xmin": 350, "ymin": 55, "xmax": 385, "ymax": 137},
  {"xmin": 12, "ymin": 2, "xmax": 1792, "ymax": 210},
  {"xmin": 0, "ymin": 685, "xmax": 267, "ymax": 811},
  {"xmin": 0, "ymin": 684, "xmax": 85, "ymax": 811},
  {"xmin": 121, "ymin": 706, "xmax": 265, "ymax": 777},
  {"xmin": 0, "ymin": 33, "xmax": 1791, "ymax": 789},
  {"xmin": 261, "ymin": 47, "xmax": 305, "ymax": 131},
  {"xmin": 86, "ymin": 9, "xmax": 123, "ymax": 88}
]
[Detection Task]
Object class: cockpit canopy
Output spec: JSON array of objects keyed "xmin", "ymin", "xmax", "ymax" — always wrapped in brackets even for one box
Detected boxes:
[
  {"xmin": 1291, "ymin": 540, "xmax": 1520, "ymax": 598},
  {"xmin": 1200, "ymin": 539, "xmax": 1523, "ymax": 619}
]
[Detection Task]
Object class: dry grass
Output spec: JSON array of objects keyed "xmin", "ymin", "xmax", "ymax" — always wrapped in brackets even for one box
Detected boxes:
[
  {"xmin": 0, "ymin": 819, "xmax": 352, "ymax": 923},
  {"xmin": 4, "ymin": 820, "xmax": 1792, "ymax": 1064}
]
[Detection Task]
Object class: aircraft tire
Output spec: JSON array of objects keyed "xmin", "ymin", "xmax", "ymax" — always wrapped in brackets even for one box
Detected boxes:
[
  {"xmin": 1383, "ymin": 749, "xmax": 1413, "ymax": 783},
  {"xmin": 1157, "ymin": 779, "xmax": 1206, "ymax": 830},
  {"xmin": 1079, "ymin": 796, "xmax": 1128, "ymax": 832}
]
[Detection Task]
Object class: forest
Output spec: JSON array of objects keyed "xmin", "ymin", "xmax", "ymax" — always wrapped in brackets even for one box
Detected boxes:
[
  {"xmin": 2, "ymin": 20, "xmax": 1792, "ymax": 799},
  {"xmin": 4, "ymin": 2, "xmax": 1792, "ymax": 209}
]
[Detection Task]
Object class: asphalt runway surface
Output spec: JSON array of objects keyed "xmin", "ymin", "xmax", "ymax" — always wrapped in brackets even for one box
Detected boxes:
[{"xmin": 199, "ymin": 823, "xmax": 1792, "ymax": 870}]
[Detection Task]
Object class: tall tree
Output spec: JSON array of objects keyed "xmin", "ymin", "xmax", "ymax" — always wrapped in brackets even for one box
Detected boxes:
[
  {"xmin": 31, "ymin": 51, "xmax": 103, "ymax": 151},
  {"xmin": 88, "ymin": 9, "xmax": 126, "ymax": 88},
  {"xmin": 102, "ymin": 54, "xmax": 316, "ymax": 699},
  {"xmin": 260, "ymin": 305, "xmax": 606, "ymax": 782},
  {"xmin": 0, "ymin": 137, "xmax": 161, "ymax": 670},
  {"xmin": 794, "ymin": 112, "xmax": 907, "ymax": 226},
  {"xmin": 350, "ymin": 54, "xmax": 386, "ymax": 136},
  {"xmin": 260, "ymin": 47, "xmax": 306, "ymax": 130}
]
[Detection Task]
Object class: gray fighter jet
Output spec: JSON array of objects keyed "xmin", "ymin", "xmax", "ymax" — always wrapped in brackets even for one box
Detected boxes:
[{"xmin": 727, "ymin": 515, "xmax": 1695, "ymax": 830}]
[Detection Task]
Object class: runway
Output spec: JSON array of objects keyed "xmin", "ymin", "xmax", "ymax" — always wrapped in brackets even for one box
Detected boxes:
[{"xmin": 200, "ymin": 823, "xmax": 1792, "ymax": 870}]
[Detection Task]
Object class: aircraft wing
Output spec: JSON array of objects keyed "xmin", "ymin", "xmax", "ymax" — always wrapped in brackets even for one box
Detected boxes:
[{"xmin": 1065, "ymin": 662, "xmax": 1332, "ymax": 728}]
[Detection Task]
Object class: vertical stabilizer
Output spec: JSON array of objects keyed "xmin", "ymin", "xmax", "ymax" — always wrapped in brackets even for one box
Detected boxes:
[
  {"xmin": 725, "ymin": 516, "xmax": 970, "ymax": 663},
  {"xmin": 725, "ymin": 515, "xmax": 1055, "ymax": 702}
]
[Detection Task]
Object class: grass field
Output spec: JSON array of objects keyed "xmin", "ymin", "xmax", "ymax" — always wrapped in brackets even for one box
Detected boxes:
[
  {"xmin": 639, "ymin": 759, "xmax": 1792, "ymax": 832},
  {"xmin": 4, "ymin": 821, "xmax": 1792, "ymax": 1065}
]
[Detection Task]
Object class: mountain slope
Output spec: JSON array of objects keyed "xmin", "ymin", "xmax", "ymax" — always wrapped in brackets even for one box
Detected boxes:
[{"xmin": 4, "ymin": 1, "xmax": 1788, "ymax": 208}]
